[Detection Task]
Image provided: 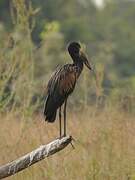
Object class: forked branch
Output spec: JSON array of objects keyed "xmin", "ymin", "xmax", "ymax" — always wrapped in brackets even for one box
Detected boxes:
[{"xmin": 0, "ymin": 136, "xmax": 72, "ymax": 179}]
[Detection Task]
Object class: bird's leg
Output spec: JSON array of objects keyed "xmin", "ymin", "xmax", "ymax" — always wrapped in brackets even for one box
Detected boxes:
[
  {"xmin": 59, "ymin": 107, "xmax": 62, "ymax": 138},
  {"xmin": 63, "ymin": 99, "xmax": 67, "ymax": 137}
]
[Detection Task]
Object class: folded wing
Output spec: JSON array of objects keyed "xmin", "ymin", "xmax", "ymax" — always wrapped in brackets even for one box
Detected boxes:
[{"xmin": 44, "ymin": 64, "xmax": 77, "ymax": 122}]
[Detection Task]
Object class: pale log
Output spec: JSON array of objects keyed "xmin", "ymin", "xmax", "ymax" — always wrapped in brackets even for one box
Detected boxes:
[{"xmin": 0, "ymin": 136, "xmax": 72, "ymax": 179}]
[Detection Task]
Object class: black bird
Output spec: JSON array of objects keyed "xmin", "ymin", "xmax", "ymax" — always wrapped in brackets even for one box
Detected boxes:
[{"xmin": 44, "ymin": 42, "xmax": 92, "ymax": 138}]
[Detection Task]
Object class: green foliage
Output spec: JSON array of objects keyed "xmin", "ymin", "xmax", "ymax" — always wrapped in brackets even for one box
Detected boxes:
[
  {"xmin": 0, "ymin": 0, "xmax": 37, "ymax": 113},
  {"xmin": 0, "ymin": 0, "xmax": 135, "ymax": 114}
]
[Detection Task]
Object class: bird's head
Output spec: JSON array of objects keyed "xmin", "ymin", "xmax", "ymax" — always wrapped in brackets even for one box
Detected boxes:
[{"xmin": 68, "ymin": 42, "xmax": 92, "ymax": 71}]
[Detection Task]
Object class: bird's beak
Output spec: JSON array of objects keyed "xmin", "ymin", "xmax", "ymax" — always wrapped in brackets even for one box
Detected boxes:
[{"xmin": 80, "ymin": 50, "xmax": 92, "ymax": 70}]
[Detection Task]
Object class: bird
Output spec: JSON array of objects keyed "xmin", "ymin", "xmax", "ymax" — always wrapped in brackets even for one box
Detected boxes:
[{"xmin": 44, "ymin": 42, "xmax": 92, "ymax": 138}]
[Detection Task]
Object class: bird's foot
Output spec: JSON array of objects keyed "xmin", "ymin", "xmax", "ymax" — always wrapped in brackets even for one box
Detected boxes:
[{"xmin": 58, "ymin": 134, "xmax": 66, "ymax": 139}]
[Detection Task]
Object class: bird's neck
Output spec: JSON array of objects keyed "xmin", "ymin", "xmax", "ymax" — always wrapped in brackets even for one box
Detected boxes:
[
  {"xmin": 73, "ymin": 60, "xmax": 84, "ymax": 78},
  {"xmin": 74, "ymin": 60, "xmax": 83, "ymax": 69},
  {"xmin": 70, "ymin": 53, "xmax": 84, "ymax": 74}
]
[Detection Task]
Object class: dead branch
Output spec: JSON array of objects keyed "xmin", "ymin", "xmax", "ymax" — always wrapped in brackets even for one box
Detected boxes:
[{"xmin": 0, "ymin": 136, "xmax": 72, "ymax": 179}]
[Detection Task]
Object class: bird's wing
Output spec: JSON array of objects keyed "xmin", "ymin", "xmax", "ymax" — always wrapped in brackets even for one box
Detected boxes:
[
  {"xmin": 44, "ymin": 64, "xmax": 77, "ymax": 122},
  {"xmin": 47, "ymin": 64, "xmax": 77, "ymax": 97}
]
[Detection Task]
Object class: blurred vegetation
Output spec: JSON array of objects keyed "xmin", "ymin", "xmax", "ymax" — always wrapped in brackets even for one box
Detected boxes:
[
  {"xmin": 0, "ymin": 0, "xmax": 135, "ymax": 114},
  {"xmin": 1, "ymin": 1, "xmax": 135, "ymax": 179},
  {"xmin": 1, "ymin": 109, "xmax": 135, "ymax": 180}
]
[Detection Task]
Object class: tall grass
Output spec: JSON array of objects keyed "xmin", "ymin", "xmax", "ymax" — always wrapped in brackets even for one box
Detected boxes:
[{"xmin": 0, "ymin": 107, "xmax": 135, "ymax": 180}]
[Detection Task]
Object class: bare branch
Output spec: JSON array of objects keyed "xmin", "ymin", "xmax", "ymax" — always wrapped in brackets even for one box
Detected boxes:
[{"xmin": 0, "ymin": 136, "xmax": 72, "ymax": 179}]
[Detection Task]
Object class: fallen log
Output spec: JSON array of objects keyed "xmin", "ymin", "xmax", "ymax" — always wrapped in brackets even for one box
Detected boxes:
[{"xmin": 0, "ymin": 136, "xmax": 72, "ymax": 179}]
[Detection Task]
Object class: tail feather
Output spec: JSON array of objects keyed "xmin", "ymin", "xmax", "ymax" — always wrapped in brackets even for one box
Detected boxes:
[{"xmin": 44, "ymin": 95, "xmax": 57, "ymax": 123}]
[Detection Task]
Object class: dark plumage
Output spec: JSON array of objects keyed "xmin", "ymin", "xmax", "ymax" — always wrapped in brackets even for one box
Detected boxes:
[{"xmin": 44, "ymin": 42, "xmax": 92, "ymax": 137}]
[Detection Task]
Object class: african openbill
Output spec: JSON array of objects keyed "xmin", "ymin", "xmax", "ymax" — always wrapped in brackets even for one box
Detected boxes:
[{"xmin": 44, "ymin": 42, "xmax": 92, "ymax": 138}]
